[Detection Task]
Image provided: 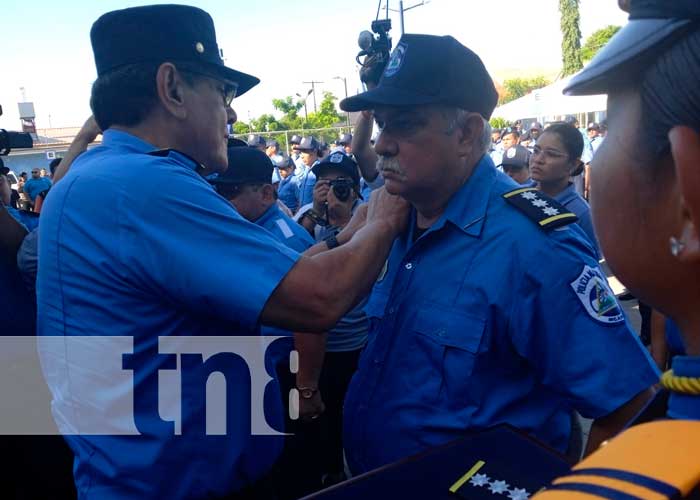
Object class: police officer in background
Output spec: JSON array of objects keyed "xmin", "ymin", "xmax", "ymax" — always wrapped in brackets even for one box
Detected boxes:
[
  {"xmin": 536, "ymin": 1, "xmax": 700, "ymax": 497},
  {"xmin": 247, "ymin": 133, "xmax": 267, "ymax": 152},
  {"xmin": 336, "ymin": 133, "xmax": 353, "ymax": 154},
  {"xmin": 338, "ymin": 33, "xmax": 658, "ymax": 476},
  {"xmin": 498, "ymin": 145, "xmax": 535, "ymax": 186},
  {"xmin": 293, "ymin": 136, "xmax": 321, "ymax": 208},
  {"xmin": 36, "ymin": 5, "xmax": 408, "ymax": 499}
]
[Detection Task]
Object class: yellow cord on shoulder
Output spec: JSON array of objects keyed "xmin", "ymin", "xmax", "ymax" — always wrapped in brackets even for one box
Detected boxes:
[{"xmin": 661, "ymin": 369, "xmax": 700, "ymax": 395}]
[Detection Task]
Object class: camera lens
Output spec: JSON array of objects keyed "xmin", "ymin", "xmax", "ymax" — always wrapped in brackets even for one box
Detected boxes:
[{"xmin": 332, "ymin": 184, "xmax": 351, "ymax": 202}]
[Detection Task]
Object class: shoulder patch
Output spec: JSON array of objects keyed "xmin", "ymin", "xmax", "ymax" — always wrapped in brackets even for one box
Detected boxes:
[
  {"xmin": 570, "ymin": 265, "xmax": 625, "ymax": 324},
  {"xmin": 503, "ymin": 188, "xmax": 578, "ymax": 230}
]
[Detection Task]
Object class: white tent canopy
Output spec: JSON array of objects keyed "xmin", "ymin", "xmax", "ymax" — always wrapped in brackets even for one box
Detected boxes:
[{"xmin": 492, "ymin": 75, "xmax": 607, "ymax": 122}]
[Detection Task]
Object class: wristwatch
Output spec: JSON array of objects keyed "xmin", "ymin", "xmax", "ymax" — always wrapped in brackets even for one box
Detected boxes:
[
  {"xmin": 297, "ymin": 386, "xmax": 318, "ymax": 399},
  {"xmin": 302, "ymin": 208, "xmax": 327, "ymax": 227}
]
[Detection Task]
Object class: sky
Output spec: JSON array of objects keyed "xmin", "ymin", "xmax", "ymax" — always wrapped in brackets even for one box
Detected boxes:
[{"xmin": 0, "ymin": 0, "xmax": 627, "ymax": 131}]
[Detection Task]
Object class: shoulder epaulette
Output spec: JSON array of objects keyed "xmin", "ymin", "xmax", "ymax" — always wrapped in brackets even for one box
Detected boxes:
[
  {"xmin": 533, "ymin": 420, "xmax": 700, "ymax": 499},
  {"xmin": 503, "ymin": 187, "xmax": 578, "ymax": 230}
]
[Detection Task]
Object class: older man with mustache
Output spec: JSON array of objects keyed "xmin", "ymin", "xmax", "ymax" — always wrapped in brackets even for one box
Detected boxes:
[{"xmin": 338, "ymin": 33, "xmax": 659, "ymax": 476}]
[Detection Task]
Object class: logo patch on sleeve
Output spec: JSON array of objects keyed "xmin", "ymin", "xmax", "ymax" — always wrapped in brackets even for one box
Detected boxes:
[{"xmin": 570, "ymin": 265, "xmax": 624, "ymax": 324}]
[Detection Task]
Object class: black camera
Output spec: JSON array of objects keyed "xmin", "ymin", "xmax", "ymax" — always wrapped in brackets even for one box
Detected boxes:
[
  {"xmin": 329, "ymin": 177, "xmax": 355, "ymax": 202},
  {"xmin": 356, "ymin": 18, "xmax": 393, "ymax": 86},
  {"xmin": 0, "ymin": 105, "xmax": 33, "ymax": 156}
]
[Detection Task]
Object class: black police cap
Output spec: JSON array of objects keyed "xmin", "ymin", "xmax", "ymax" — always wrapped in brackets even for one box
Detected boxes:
[
  {"xmin": 290, "ymin": 134, "xmax": 302, "ymax": 145},
  {"xmin": 337, "ymin": 133, "xmax": 353, "ymax": 145},
  {"xmin": 498, "ymin": 145, "xmax": 530, "ymax": 170},
  {"xmin": 341, "ymin": 34, "xmax": 498, "ymax": 119},
  {"xmin": 91, "ymin": 4, "xmax": 259, "ymax": 97},
  {"xmin": 565, "ymin": 0, "xmax": 700, "ymax": 95},
  {"xmin": 212, "ymin": 147, "xmax": 274, "ymax": 186},
  {"xmin": 294, "ymin": 136, "xmax": 319, "ymax": 151},
  {"xmin": 312, "ymin": 151, "xmax": 360, "ymax": 186},
  {"xmin": 246, "ymin": 134, "xmax": 266, "ymax": 148}
]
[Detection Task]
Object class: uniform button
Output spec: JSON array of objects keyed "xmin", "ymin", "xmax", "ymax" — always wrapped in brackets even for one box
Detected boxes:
[
  {"xmin": 405, "ymin": 262, "xmax": 413, "ymax": 270},
  {"xmin": 373, "ymin": 358, "xmax": 380, "ymax": 365},
  {"xmin": 388, "ymin": 307, "xmax": 396, "ymax": 314}
]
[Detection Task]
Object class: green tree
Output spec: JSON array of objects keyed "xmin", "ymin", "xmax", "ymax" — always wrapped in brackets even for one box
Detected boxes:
[
  {"xmin": 232, "ymin": 122, "xmax": 251, "ymax": 134},
  {"xmin": 559, "ymin": 0, "xmax": 583, "ymax": 76},
  {"xmin": 581, "ymin": 25, "xmax": 621, "ymax": 62},
  {"xmin": 499, "ymin": 76, "xmax": 550, "ymax": 105},
  {"xmin": 490, "ymin": 117, "xmax": 510, "ymax": 130}
]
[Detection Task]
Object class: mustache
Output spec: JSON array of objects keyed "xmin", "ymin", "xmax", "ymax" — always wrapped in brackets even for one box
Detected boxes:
[{"xmin": 377, "ymin": 156, "xmax": 405, "ymax": 176}]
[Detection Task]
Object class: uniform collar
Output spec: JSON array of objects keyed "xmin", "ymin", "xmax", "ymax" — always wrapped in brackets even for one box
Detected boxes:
[
  {"xmin": 553, "ymin": 182, "xmax": 578, "ymax": 205},
  {"xmin": 413, "ymin": 154, "xmax": 495, "ymax": 239},
  {"xmin": 254, "ymin": 202, "xmax": 281, "ymax": 226},
  {"xmin": 102, "ymin": 129, "xmax": 156, "ymax": 153}
]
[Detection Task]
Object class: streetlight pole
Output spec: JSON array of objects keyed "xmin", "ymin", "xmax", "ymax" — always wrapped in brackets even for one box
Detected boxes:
[
  {"xmin": 334, "ymin": 76, "xmax": 350, "ymax": 127},
  {"xmin": 295, "ymin": 89, "xmax": 313, "ymax": 122},
  {"xmin": 302, "ymin": 80, "xmax": 323, "ymax": 113},
  {"xmin": 390, "ymin": 0, "xmax": 429, "ymax": 34}
]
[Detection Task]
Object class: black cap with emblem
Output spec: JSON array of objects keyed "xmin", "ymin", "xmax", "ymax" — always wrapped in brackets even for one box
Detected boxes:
[
  {"xmin": 340, "ymin": 34, "xmax": 498, "ymax": 119},
  {"xmin": 565, "ymin": 0, "xmax": 700, "ymax": 95},
  {"xmin": 90, "ymin": 4, "xmax": 259, "ymax": 96}
]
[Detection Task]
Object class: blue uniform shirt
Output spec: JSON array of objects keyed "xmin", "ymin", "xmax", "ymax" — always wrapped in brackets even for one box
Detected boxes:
[
  {"xmin": 553, "ymin": 183, "xmax": 599, "ymax": 258},
  {"xmin": 295, "ymin": 163, "xmax": 317, "ymax": 207},
  {"xmin": 667, "ymin": 356, "xmax": 700, "ymax": 420},
  {"xmin": 37, "ymin": 130, "xmax": 301, "ymax": 499},
  {"xmin": 256, "ymin": 202, "xmax": 315, "ymax": 365},
  {"xmin": 277, "ymin": 174, "xmax": 300, "ymax": 214},
  {"xmin": 4, "ymin": 204, "xmax": 39, "ymax": 231},
  {"xmin": 23, "ymin": 176, "xmax": 52, "ymax": 201},
  {"xmin": 343, "ymin": 155, "xmax": 659, "ymax": 474}
]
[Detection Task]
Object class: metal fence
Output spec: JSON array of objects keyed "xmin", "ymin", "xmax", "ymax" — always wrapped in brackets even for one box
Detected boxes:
[{"xmin": 232, "ymin": 125, "xmax": 355, "ymax": 153}]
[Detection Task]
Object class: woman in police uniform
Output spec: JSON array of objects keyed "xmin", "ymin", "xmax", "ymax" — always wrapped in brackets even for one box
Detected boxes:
[{"xmin": 535, "ymin": 1, "xmax": 700, "ymax": 498}]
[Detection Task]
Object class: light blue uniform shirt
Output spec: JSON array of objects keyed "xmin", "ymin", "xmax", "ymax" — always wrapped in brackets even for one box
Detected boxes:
[
  {"xmin": 256, "ymin": 202, "xmax": 315, "ymax": 364},
  {"xmin": 343, "ymin": 155, "xmax": 659, "ymax": 474},
  {"xmin": 23, "ymin": 176, "xmax": 52, "ymax": 201},
  {"xmin": 37, "ymin": 130, "xmax": 301, "ymax": 499},
  {"xmin": 297, "ymin": 163, "xmax": 317, "ymax": 208},
  {"xmin": 277, "ymin": 174, "xmax": 300, "ymax": 214},
  {"xmin": 553, "ymin": 183, "xmax": 599, "ymax": 258}
]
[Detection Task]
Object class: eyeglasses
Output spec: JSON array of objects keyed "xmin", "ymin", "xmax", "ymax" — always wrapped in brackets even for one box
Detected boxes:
[
  {"xmin": 179, "ymin": 68, "xmax": 238, "ymax": 107},
  {"xmin": 531, "ymin": 146, "xmax": 568, "ymax": 161}
]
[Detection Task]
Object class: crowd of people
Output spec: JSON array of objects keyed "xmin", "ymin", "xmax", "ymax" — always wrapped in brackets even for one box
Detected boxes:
[{"xmin": 1, "ymin": 0, "xmax": 699, "ymax": 499}]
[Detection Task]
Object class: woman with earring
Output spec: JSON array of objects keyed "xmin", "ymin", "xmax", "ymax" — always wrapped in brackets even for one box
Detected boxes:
[{"xmin": 534, "ymin": 2, "xmax": 700, "ymax": 498}]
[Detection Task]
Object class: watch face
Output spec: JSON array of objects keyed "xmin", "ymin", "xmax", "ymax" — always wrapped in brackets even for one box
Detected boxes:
[{"xmin": 300, "ymin": 388, "xmax": 315, "ymax": 399}]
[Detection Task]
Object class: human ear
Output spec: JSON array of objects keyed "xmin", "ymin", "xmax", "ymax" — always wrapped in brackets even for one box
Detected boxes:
[
  {"xmin": 456, "ymin": 113, "xmax": 484, "ymax": 158},
  {"xmin": 669, "ymin": 126, "xmax": 700, "ymax": 262},
  {"xmin": 155, "ymin": 63, "xmax": 189, "ymax": 120}
]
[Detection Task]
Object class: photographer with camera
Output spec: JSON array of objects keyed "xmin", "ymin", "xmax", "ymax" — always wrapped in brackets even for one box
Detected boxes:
[{"xmin": 299, "ymin": 151, "xmax": 369, "ymax": 488}]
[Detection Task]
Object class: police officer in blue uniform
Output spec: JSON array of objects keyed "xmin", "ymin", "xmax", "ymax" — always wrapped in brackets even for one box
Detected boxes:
[
  {"xmin": 534, "ymin": 4, "xmax": 700, "ymax": 497},
  {"xmin": 293, "ymin": 136, "xmax": 320, "ymax": 208},
  {"xmin": 36, "ymin": 5, "xmax": 409, "ymax": 499},
  {"xmin": 338, "ymin": 33, "xmax": 659, "ymax": 476}
]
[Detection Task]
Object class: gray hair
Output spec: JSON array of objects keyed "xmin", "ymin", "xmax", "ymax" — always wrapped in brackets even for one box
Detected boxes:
[{"xmin": 444, "ymin": 108, "xmax": 491, "ymax": 155}]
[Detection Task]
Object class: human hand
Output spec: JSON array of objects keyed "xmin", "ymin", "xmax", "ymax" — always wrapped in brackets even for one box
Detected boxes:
[
  {"xmin": 312, "ymin": 179, "xmax": 330, "ymax": 213},
  {"xmin": 338, "ymin": 203, "xmax": 368, "ymax": 243},
  {"xmin": 366, "ymin": 186, "xmax": 410, "ymax": 236},
  {"xmin": 76, "ymin": 115, "xmax": 102, "ymax": 144}
]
